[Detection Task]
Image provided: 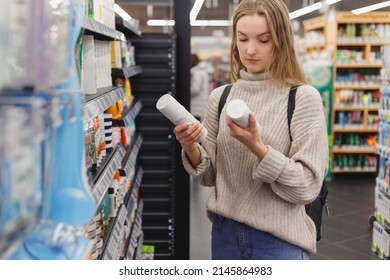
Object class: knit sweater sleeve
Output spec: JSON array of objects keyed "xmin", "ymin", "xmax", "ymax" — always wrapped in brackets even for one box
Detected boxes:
[
  {"xmin": 181, "ymin": 86, "xmax": 224, "ymax": 186},
  {"xmin": 252, "ymin": 85, "xmax": 329, "ymax": 205}
]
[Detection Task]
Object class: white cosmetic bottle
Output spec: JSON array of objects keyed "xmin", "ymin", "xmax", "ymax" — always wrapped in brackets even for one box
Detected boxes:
[
  {"xmin": 226, "ymin": 99, "xmax": 250, "ymax": 127},
  {"xmin": 156, "ymin": 93, "xmax": 208, "ymax": 141},
  {"xmin": 226, "ymin": 99, "xmax": 262, "ymax": 132}
]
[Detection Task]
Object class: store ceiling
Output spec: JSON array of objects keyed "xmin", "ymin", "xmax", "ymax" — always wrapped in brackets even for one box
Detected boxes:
[{"xmin": 116, "ymin": 0, "xmax": 390, "ymax": 36}]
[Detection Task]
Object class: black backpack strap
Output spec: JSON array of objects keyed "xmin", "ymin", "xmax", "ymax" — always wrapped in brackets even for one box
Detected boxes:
[
  {"xmin": 218, "ymin": 84, "xmax": 233, "ymax": 120},
  {"xmin": 287, "ymin": 87, "xmax": 298, "ymax": 141}
]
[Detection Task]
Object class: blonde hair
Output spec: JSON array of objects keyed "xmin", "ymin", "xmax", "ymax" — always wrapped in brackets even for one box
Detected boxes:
[{"xmin": 230, "ymin": 0, "xmax": 307, "ymax": 87}]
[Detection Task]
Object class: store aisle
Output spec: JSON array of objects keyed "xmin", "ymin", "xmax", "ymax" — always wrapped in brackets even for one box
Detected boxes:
[
  {"xmin": 190, "ymin": 178, "xmax": 380, "ymax": 260},
  {"xmin": 313, "ymin": 178, "xmax": 379, "ymax": 260},
  {"xmin": 190, "ymin": 178, "xmax": 212, "ymax": 260}
]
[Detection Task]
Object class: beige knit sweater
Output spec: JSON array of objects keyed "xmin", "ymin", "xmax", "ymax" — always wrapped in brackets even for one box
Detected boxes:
[{"xmin": 182, "ymin": 70, "xmax": 329, "ymax": 254}]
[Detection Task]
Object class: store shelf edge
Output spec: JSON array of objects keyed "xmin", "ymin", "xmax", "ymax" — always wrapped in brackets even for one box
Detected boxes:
[{"xmin": 83, "ymin": 17, "xmax": 125, "ymax": 41}]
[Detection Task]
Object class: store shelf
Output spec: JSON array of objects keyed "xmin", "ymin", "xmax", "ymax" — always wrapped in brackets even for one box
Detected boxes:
[
  {"xmin": 89, "ymin": 145, "xmax": 119, "ymax": 184},
  {"xmin": 331, "ymin": 168, "xmax": 376, "ymax": 173},
  {"xmin": 92, "ymin": 144, "xmax": 126, "ymax": 205},
  {"xmin": 372, "ymin": 221, "xmax": 390, "ymax": 260},
  {"xmin": 379, "ymin": 109, "xmax": 390, "ymax": 120},
  {"xmin": 115, "ymin": 16, "xmax": 142, "ymax": 37},
  {"xmin": 125, "ymin": 168, "xmax": 143, "ymax": 212},
  {"xmin": 335, "ymin": 64, "xmax": 382, "ymax": 68},
  {"xmin": 334, "ymin": 85, "xmax": 381, "ymax": 90},
  {"xmin": 377, "ymin": 144, "xmax": 390, "ymax": 159},
  {"xmin": 84, "ymin": 86, "xmax": 125, "ymax": 121},
  {"xmin": 334, "ymin": 106, "xmax": 380, "ymax": 111},
  {"xmin": 333, "ymin": 127, "xmax": 378, "ymax": 133},
  {"xmin": 113, "ymin": 99, "xmax": 143, "ymax": 127},
  {"xmin": 373, "ymin": 43, "xmax": 390, "ymax": 259},
  {"xmin": 100, "ymin": 204, "xmax": 128, "ymax": 260},
  {"xmin": 332, "ymin": 148, "xmax": 376, "ymax": 154},
  {"xmin": 134, "ymin": 231, "xmax": 144, "ymax": 260},
  {"xmin": 112, "ymin": 65, "xmax": 142, "ymax": 79},
  {"xmin": 376, "ymin": 178, "xmax": 390, "ymax": 198},
  {"xmin": 124, "ymin": 167, "xmax": 144, "ymax": 215},
  {"xmin": 83, "ymin": 17, "xmax": 125, "ymax": 41},
  {"xmin": 124, "ymin": 198, "xmax": 144, "ymax": 260},
  {"xmin": 305, "ymin": 43, "xmax": 326, "ymax": 50},
  {"xmin": 303, "ymin": 15, "xmax": 326, "ymax": 31},
  {"xmin": 337, "ymin": 41, "xmax": 390, "ymax": 46},
  {"xmin": 122, "ymin": 171, "xmax": 144, "ymax": 260},
  {"xmin": 122, "ymin": 134, "xmax": 143, "ymax": 177}
]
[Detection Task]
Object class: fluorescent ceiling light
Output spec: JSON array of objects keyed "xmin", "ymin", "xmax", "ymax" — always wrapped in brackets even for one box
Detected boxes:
[
  {"xmin": 326, "ymin": 0, "xmax": 342, "ymax": 5},
  {"xmin": 190, "ymin": 0, "xmax": 205, "ymax": 21},
  {"xmin": 289, "ymin": 2, "xmax": 322, "ymax": 20},
  {"xmin": 147, "ymin": 19, "xmax": 231, "ymax": 27},
  {"xmin": 191, "ymin": 20, "xmax": 231, "ymax": 27},
  {"xmin": 114, "ymin": 4, "xmax": 132, "ymax": 21},
  {"xmin": 352, "ymin": 1, "xmax": 390, "ymax": 15},
  {"xmin": 147, "ymin": 19, "xmax": 175, "ymax": 26}
]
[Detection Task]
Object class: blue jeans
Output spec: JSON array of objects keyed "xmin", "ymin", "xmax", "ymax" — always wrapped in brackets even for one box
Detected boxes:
[{"xmin": 210, "ymin": 213, "xmax": 310, "ymax": 260}]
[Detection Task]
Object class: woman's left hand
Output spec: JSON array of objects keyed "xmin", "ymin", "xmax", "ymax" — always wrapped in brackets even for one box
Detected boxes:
[{"xmin": 226, "ymin": 112, "xmax": 268, "ymax": 160}]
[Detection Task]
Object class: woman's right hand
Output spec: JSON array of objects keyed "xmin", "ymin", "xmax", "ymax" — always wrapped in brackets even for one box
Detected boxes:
[{"xmin": 173, "ymin": 122, "xmax": 202, "ymax": 152}]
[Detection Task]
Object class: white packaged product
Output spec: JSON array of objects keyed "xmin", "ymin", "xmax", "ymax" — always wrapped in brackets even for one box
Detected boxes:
[
  {"xmin": 156, "ymin": 93, "xmax": 208, "ymax": 141},
  {"xmin": 226, "ymin": 98, "xmax": 262, "ymax": 133}
]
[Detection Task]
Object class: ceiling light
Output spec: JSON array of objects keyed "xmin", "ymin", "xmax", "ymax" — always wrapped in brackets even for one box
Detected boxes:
[
  {"xmin": 190, "ymin": 0, "xmax": 205, "ymax": 21},
  {"xmin": 352, "ymin": 1, "xmax": 390, "ymax": 15},
  {"xmin": 326, "ymin": 0, "xmax": 342, "ymax": 5},
  {"xmin": 147, "ymin": 20, "xmax": 175, "ymax": 27},
  {"xmin": 146, "ymin": 19, "xmax": 231, "ymax": 27},
  {"xmin": 289, "ymin": 2, "xmax": 323, "ymax": 20},
  {"xmin": 114, "ymin": 4, "xmax": 132, "ymax": 21},
  {"xmin": 191, "ymin": 20, "xmax": 231, "ymax": 27}
]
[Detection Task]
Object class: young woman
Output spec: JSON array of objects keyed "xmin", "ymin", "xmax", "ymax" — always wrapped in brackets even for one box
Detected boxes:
[{"xmin": 174, "ymin": 0, "xmax": 328, "ymax": 260}]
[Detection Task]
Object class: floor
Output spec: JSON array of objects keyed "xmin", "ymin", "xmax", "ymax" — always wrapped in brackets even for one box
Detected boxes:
[{"xmin": 189, "ymin": 176, "xmax": 381, "ymax": 260}]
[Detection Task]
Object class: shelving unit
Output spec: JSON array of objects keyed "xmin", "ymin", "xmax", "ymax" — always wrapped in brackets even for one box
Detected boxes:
[
  {"xmin": 303, "ymin": 15, "xmax": 334, "ymax": 52},
  {"xmin": 372, "ymin": 44, "xmax": 390, "ymax": 259},
  {"xmin": 83, "ymin": 16, "xmax": 125, "ymax": 42},
  {"xmin": 0, "ymin": 2, "xmax": 148, "ymax": 260},
  {"xmin": 92, "ymin": 144, "xmax": 126, "ymax": 204},
  {"xmin": 79, "ymin": 4, "xmax": 145, "ymax": 260},
  {"xmin": 115, "ymin": 16, "xmax": 142, "ymax": 37},
  {"xmin": 306, "ymin": 12, "xmax": 390, "ymax": 175},
  {"xmin": 84, "ymin": 86, "xmax": 125, "ymax": 121},
  {"xmin": 302, "ymin": 16, "xmax": 334, "ymax": 179},
  {"xmin": 113, "ymin": 99, "xmax": 143, "ymax": 127},
  {"xmin": 112, "ymin": 65, "xmax": 142, "ymax": 79}
]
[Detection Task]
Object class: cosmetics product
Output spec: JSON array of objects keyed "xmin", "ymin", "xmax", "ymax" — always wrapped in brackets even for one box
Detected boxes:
[
  {"xmin": 108, "ymin": 187, "xmax": 116, "ymax": 218},
  {"xmin": 156, "ymin": 93, "xmax": 207, "ymax": 140},
  {"xmin": 226, "ymin": 99, "xmax": 250, "ymax": 127},
  {"xmin": 226, "ymin": 99, "xmax": 262, "ymax": 133}
]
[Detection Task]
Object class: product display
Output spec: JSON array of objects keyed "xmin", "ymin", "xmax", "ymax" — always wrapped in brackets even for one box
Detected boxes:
[
  {"xmin": 305, "ymin": 12, "xmax": 390, "ymax": 174},
  {"xmin": 0, "ymin": 0, "xmax": 145, "ymax": 261},
  {"xmin": 372, "ymin": 44, "xmax": 390, "ymax": 259},
  {"xmin": 1, "ymin": 0, "xmax": 389, "ymax": 263}
]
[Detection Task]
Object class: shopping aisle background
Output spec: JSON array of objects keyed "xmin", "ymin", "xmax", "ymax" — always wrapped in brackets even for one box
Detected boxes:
[
  {"xmin": 190, "ymin": 178, "xmax": 212, "ymax": 260},
  {"xmin": 190, "ymin": 178, "xmax": 380, "ymax": 260}
]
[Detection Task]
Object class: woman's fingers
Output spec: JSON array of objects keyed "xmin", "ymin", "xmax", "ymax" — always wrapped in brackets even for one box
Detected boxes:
[
  {"xmin": 181, "ymin": 124, "xmax": 202, "ymax": 145},
  {"xmin": 174, "ymin": 122, "xmax": 202, "ymax": 145},
  {"xmin": 174, "ymin": 122, "xmax": 191, "ymax": 134}
]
